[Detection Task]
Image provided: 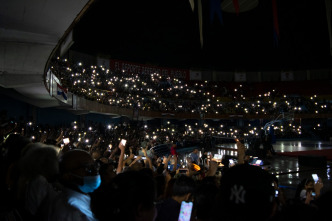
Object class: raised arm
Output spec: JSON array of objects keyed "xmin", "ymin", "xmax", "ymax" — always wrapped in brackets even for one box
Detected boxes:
[
  {"xmin": 172, "ymin": 155, "xmax": 178, "ymax": 172},
  {"xmin": 55, "ymin": 130, "xmax": 64, "ymax": 143},
  {"xmin": 314, "ymin": 177, "xmax": 324, "ymax": 197},
  {"xmin": 91, "ymin": 138, "xmax": 101, "ymax": 149},
  {"xmin": 206, "ymin": 160, "xmax": 218, "ymax": 177},
  {"xmin": 129, "ymin": 155, "xmax": 142, "ymax": 167},
  {"xmin": 235, "ymin": 139, "xmax": 246, "ymax": 164},
  {"xmin": 163, "ymin": 155, "xmax": 172, "ymax": 170},
  {"xmin": 108, "ymin": 145, "xmax": 118, "ymax": 161},
  {"xmin": 142, "ymin": 148, "xmax": 153, "ymax": 170},
  {"xmin": 116, "ymin": 142, "xmax": 126, "ymax": 174},
  {"xmin": 123, "ymin": 153, "xmax": 135, "ymax": 167}
]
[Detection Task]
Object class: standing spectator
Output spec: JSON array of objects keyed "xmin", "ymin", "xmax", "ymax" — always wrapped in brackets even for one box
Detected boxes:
[
  {"xmin": 294, "ymin": 177, "xmax": 323, "ymax": 205},
  {"xmin": 192, "ymin": 177, "xmax": 219, "ymax": 221},
  {"xmin": 91, "ymin": 170, "xmax": 157, "ymax": 221},
  {"xmin": 0, "ymin": 133, "xmax": 31, "ymax": 220},
  {"xmin": 170, "ymin": 142, "xmax": 178, "ymax": 156},
  {"xmin": 16, "ymin": 142, "xmax": 60, "ymax": 219},
  {"xmin": 48, "ymin": 149, "xmax": 101, "ymax": 221},
  {"xmin": 212, "ymin": 164, "xmax": 276, "ymax": 221},
  {"xmin": 188, "ymin": 148, "xmax": 200, "ymax": 165},
  {"xmin": 155, "ymin": 174, "xmax": 196, "ymax": 221}
]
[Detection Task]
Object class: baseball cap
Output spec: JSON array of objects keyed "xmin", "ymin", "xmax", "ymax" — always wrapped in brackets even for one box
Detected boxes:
[{"xmin": 215, "ymin": 164, "xmax": 275, "ymax": 220}]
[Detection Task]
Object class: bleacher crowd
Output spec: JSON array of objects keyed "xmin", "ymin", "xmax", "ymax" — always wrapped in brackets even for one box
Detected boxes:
[
  {"xmin": 51, "ymin": 58, "xmax": 331, "ymax": 116},
  {"xmin": 0, "ymin": 58, "xmax": 331, "ymax": 220}
]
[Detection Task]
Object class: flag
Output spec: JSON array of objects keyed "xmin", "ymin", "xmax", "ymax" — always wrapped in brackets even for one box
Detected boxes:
[{"xmin": 57, "ymin": 83, "xmax": 68, "ymax": 100}]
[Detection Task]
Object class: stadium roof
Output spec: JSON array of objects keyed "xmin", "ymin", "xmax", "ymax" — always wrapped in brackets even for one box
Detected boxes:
[{"xmin": 72, "ymin": 0, "xmax": 332, "ymax": 71}]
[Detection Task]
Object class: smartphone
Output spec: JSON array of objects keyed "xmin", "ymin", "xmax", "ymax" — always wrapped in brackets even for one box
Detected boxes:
[
  {"xmin": 275, "ymin": 190, "xmax": 279, "ymax": 197},
  {"xmin": 121, "ymin": 139, "xmax": 127, "ymax": 146},
  {"xmin": 178, "ymin": 201, "xmax": 193, "ymax": 221},
  {"xmin": 312, "ymin": 174, "xmax": 319, "ymax": 183},
  {"xmin": 63, "ymin": 138, "xmax": 70, "ymax": 144},
  {"xmin": 107, "ymin": 144, "xmax": 112, "ymax": 151},
  {"xmin": 255, "ymin": 159, "xmax": 263, "ymax": 166}
]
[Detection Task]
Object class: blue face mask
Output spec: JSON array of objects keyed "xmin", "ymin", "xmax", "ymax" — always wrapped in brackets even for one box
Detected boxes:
[{"xmin": 77, "ymin": 175, "xmax": 101, "ymax": 193}]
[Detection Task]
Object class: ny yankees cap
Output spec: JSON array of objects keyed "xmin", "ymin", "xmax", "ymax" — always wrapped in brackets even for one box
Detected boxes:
[{"xmin": 216, "ymin": 164, "xmax": 275, "ymax": 220}]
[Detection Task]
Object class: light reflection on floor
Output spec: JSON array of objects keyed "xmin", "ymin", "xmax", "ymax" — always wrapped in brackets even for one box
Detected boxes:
[
  {"xmin": 273, "ymin": 140, "xmax": 332, "ymax": 152},
  {"xmin": 263, "ymin": 140, "xmax": 332, "ymax": 199},
  {"xmin": 215, "ymin": 140, "xmax": 332, "ymax": 199}
]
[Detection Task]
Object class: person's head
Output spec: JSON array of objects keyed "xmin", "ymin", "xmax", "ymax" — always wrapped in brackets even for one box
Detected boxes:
[
  {"xmin": 186, "ymin": 156, "xmax": 193, "ymax": 165},
  {"xmin": 193, "ymin": 148, "xmax": 199, "ymax": 154},
  {"xmin": 172, "ymin": 174, "xmax": 196, "ymax": 201},
  {"xmin": 18, "ymin": 142, "xmax": 59, "ymax": 182},
  {"xmin": 213, "ymin": 164, "xmax": 275, "ymax": 221},
  {"xmin": 91, "ymin": 150, "xmax": 101, "ymax": 161},
  {"xmin": 304, "ymin": 178, "xmax": 314, "ymax": 191},
  {"xmin": 91, "ymin": 170, "xmax": 157, "ymax": 221},
  {"xmin": 129, "ymin": 158, "xmax": 145, "ymax": 171},
  {"xmin": 294, "ymin": 177, "xmax": 315, "ymax": 201},
  {"xmin": 2, "ymin": 133, "xmax": 31, "ymax": 164},
  {"xmin": 98, "ymin": 157, "xmax": 109, "ymax": 164},
  {"xmin": 59, "ymin": 149, "xmax": 101, "ymax": 194},
  {"xmin": 193, "ymin": 181, "xmax": 219, "ymax": 221},
  {"xmin": 98, "ymin": 162, "xmax": 116, "ymax": 186},
  {"xmin": 44, "ymin": 138, "xmax": 57, "ymax": 146}
]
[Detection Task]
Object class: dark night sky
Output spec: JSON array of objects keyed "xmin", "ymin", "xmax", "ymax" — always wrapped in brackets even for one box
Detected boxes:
[{"xmin": 72, "ymin": 0, "xmax": 332, "ymax": 72}]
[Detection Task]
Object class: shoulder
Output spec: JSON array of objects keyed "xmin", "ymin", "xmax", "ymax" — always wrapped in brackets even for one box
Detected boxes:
[
  {"xmin": 156, "ymin": 198, "xmax": 181, "ymax": 221},
  {"xmin": 300, "ymin": 189, "xmax": 307, "ymax": 199},
  {"xmin": 49, "ymin": 193, "xmax": 90, "ymax": 221},
  {"xmin": 158, "ymin": 198, "xmax": 180, "ymax": 210}
]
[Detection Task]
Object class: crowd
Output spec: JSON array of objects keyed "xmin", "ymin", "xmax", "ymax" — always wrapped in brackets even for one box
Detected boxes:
[
  {"xmin": 0, "ymin": 58, "xmax": 331, "ymax": 220},
  {"xmin": 1, "ymin": 116, "xmax": 332, "ymax": 221},
  {"xmin": 50, "ymin": 58, "xmax": 332, "ymax": 116}
]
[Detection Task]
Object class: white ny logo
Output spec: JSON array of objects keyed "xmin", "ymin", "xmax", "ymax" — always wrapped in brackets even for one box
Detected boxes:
[{"xmin": 230, "ymin": 185, "xmax": 246, "ymax": 204}]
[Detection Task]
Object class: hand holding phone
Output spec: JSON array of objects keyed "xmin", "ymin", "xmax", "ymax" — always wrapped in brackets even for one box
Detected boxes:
[
  {"xmin": 120, "ymin": 139, "xmax": 127, "ymax": 146},
  {"xmin": 312, "ymin": 174, "xmax": 319, "ymax": 183},
  {"xmin": 178, "ymin": 201, "xmax": 193, "ymax": 221},
  {"xmin": 63, "ymin": 138, "xmax": 70, "ymax": 144},
  {"xmin": 107, "ymin": 144, "xmax": 112, "ymax": 151}
]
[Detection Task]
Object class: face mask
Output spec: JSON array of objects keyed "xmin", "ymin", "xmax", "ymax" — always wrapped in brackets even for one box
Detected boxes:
[{"xmin": 77, "ymin": 175, "xmax": 101, "ymax": 193}]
